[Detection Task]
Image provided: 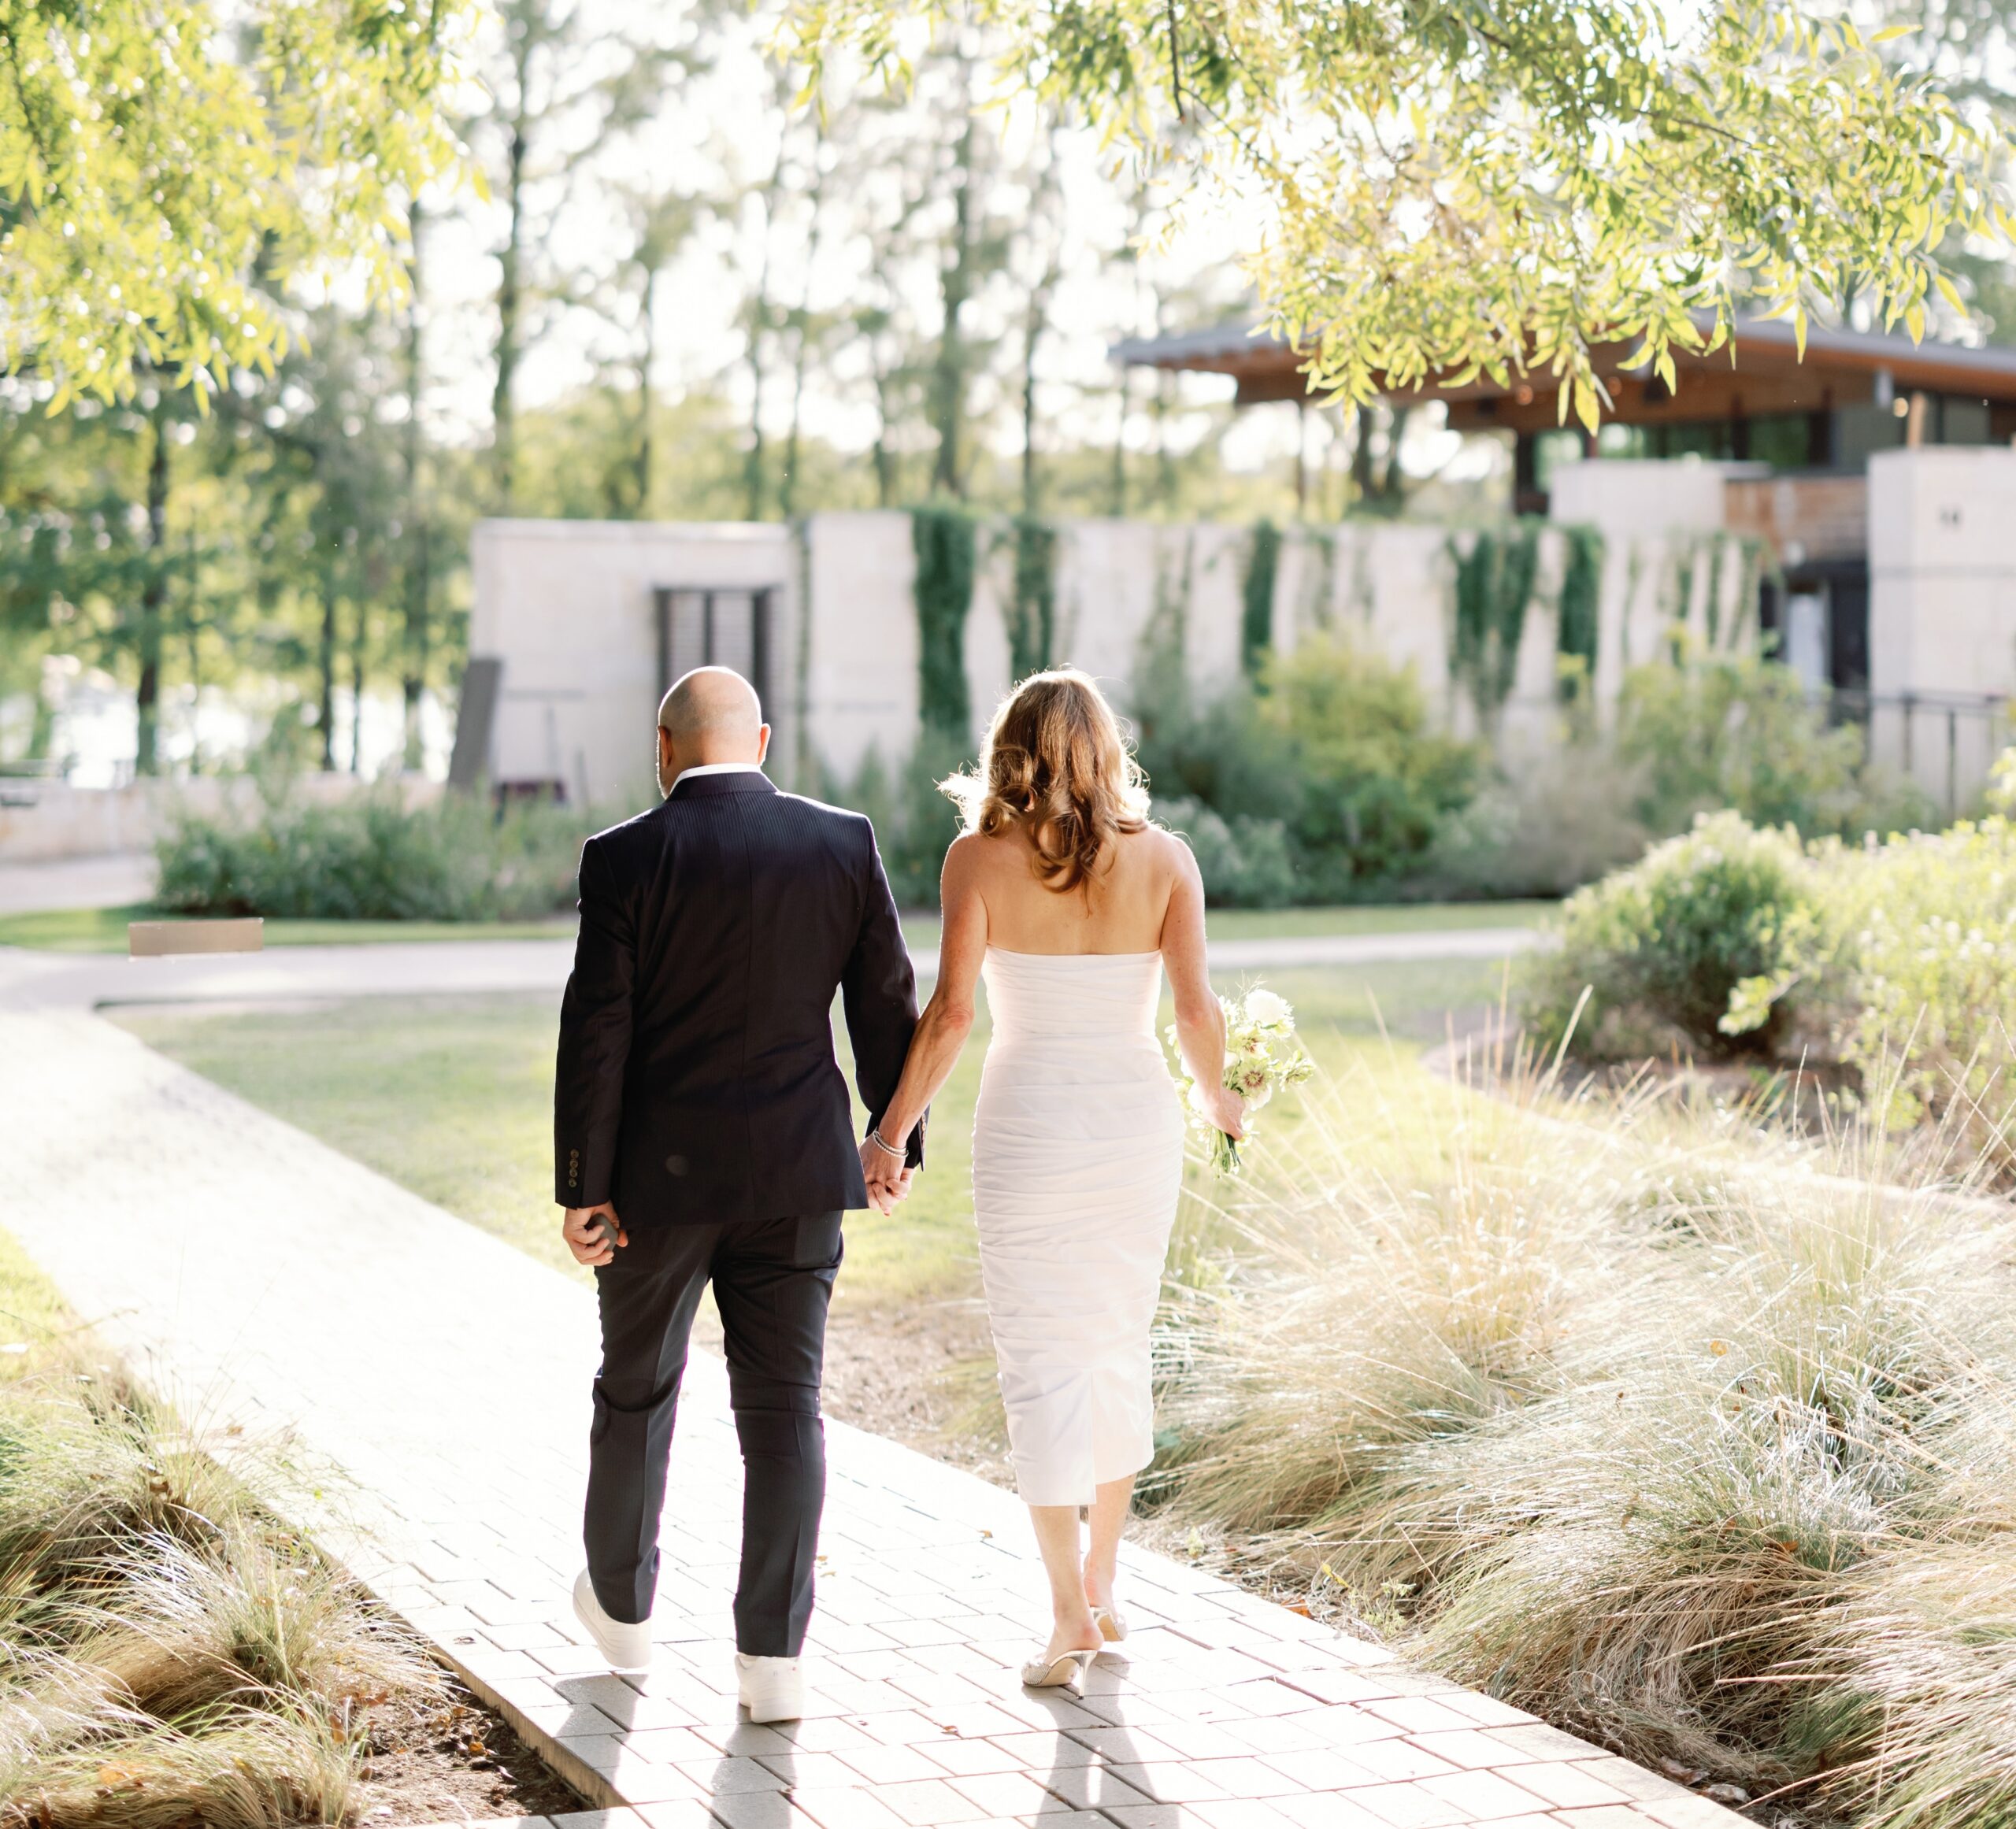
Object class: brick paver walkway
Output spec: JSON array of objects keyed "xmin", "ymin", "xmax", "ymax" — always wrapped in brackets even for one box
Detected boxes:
[{"xmin": 0, "ymin": 1009, "xmax": 1725, "ymax": 1829}]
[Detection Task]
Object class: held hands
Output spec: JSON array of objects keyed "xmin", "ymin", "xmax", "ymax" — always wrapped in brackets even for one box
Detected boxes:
[
  {"xmin": 858, "ymin": 1134, "xmax": 916, "ymax": 1215},
  {"xmin": 562, "ymin": 1201, "xmax": 626, "ymax": 1267}
]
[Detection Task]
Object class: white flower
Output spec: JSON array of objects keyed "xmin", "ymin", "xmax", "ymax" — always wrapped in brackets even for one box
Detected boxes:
[{"xmin": 1243, "ymin": 989, "xmax": 1291, "ymax": 1027}]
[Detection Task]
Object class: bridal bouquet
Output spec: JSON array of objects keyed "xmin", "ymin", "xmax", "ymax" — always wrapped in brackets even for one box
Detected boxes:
[{"xmin": 1166, "ymin": 986, "xmax": 1314, "ymax": 1176}]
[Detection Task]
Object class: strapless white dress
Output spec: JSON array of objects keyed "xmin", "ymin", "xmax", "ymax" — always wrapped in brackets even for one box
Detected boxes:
[{"xmin": 973, "ymin": 948, "xmax": 1186, "ymax": 1507}]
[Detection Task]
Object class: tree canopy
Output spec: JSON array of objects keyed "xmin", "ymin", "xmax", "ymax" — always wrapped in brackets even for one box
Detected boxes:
[
  {"xmin": 789, "ymin": 0, "xmax": 2011, "ymax": 425},
  {"xmin": 0, "ymin": 0, "xmax": 466, "ymax": 407}
]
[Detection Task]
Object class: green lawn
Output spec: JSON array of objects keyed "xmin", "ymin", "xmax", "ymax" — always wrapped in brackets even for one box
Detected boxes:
[
  {"xmin": 7, "ymin": 898, "xmax": 1550, "ymax": 956},
  {"xmin": 109, "ymin": 953, "xmax": 1510, "ymax": 1309},
  {"xmin": 0, "ymin": 903, "xmax": 578, "ymax": 952}
]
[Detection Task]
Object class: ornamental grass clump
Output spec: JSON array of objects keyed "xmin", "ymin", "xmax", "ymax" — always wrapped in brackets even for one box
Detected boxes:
[
  {"xmin": 0, "ymin": 1328, "xmax": 441, "ymax": 1829},
  {"xmin": 1152, "ymin": 1046, "xmax": 2016, "ymax": 1822}
]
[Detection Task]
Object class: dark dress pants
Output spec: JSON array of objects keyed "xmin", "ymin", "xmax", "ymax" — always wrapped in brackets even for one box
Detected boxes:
[{"xmin": 585, "ymin": 1212, "xmax": 843, "ymax": 1656}]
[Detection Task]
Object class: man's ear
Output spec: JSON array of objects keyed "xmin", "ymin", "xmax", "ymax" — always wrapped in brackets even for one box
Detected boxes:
[{"xmin": 755, "ymin": 724, "xmax": 773, "ymax": 767}]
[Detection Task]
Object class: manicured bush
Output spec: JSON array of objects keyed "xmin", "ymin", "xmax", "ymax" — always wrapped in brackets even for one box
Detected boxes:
[
  {"xmin": 155, "ymin": 785, "xmax": 598, "ymax": 922},
  {"xmin": 1519, "ymin": 809, "xmax": 1822, "ymax": 1060}
]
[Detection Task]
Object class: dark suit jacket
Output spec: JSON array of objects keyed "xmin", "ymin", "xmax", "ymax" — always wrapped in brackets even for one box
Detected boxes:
[{"xmin": 554, "ymin": 768, "xmax": 923, "ymax": 1226}]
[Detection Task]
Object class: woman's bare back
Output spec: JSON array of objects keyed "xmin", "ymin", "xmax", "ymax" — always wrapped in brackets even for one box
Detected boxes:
[{"xmin": 957, "ymin": 823, "xmax": 1185, "ymax": 955}]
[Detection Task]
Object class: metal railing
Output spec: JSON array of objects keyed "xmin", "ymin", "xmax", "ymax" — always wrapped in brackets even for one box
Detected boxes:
[{"xmin": 1831, "ymin": 689, "xmax": 2009, "ymax": 816}]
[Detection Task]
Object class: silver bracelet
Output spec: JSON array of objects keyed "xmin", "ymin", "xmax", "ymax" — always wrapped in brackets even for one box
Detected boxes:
[{"xmin": 867, "ymin": 1126, "xmax": 905, "ymax": 1160}]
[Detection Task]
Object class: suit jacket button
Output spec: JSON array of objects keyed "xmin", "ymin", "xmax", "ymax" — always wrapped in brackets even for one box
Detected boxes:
[{"xmin": 665, "ymin": 1154, "xmax": 687, "ymax": 1177}]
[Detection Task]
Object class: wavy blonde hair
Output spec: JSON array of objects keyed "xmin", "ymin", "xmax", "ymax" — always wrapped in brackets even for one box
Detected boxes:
[{"xmin": 941, "ymin": 668, "xmax": 1149, "ymax": 894}]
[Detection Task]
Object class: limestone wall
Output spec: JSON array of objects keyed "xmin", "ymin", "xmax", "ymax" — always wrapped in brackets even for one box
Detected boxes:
[{"xmin": 469, "ymin": 484, "xmax": 1779, "ymax": 802}]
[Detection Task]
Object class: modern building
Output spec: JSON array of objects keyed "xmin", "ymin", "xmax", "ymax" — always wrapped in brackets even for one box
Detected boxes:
[{"xmin": 1115, "ymin": 317, "xmax": 2016, "ymax": 770}]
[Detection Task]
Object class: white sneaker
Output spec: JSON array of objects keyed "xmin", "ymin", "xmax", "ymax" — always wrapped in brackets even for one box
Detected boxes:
[
  {"xmin": 736, "ymin": 1652, "xmax": 805, "ymax": 1723},
  {"xmin": 572, "ymin": 1569, "xmax": 653, "ymax": 1675}
]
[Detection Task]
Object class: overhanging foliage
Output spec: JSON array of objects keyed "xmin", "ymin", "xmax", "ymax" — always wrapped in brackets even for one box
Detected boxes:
[{"xmin": 791, "ymin": 0, "xmax": 2008, "ymax": 428}]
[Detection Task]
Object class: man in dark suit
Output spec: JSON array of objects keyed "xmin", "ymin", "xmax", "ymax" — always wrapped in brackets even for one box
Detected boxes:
[{"xmin": 554, "ymin": 665, "xmax": 922, "ymax": 1723}]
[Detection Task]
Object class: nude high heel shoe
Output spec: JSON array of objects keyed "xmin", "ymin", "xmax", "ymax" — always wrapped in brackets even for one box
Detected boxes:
[
  {"xmin": 1021, "ymin": 1645, "xmax": 1100, "ymax": 1687},
  {"xmin": 1091, "ymin": 1605, "xmax": 1129, "ymax": 1645}
]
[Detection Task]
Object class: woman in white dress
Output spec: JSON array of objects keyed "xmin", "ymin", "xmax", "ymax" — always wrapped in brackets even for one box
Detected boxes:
[{"xmin": 859, "ymin": 670, "xmax": 1244, "ymax": 1686}]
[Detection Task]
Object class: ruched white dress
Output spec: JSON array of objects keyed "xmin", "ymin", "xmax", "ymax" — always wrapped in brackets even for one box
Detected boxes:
[{"xmin": 972, "ymin": 948, "xmax": 1186, "ymax": 1508}]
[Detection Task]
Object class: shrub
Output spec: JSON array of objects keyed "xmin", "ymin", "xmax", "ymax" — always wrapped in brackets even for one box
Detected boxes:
[
  {"xmin": 1829, "ymin": 798, "xmax": 2016, "ymax": 1163},
  {"xmin": 1618, "ymin": 654, "xmax": 1931, "ymax": 839},
  {"xmin": 1151, "ymin": 796, "xmax": 1296, "ymax": 909},
  {"xmin": 817, "ymin": 730, "xmax": 971, "ymax": 909},
  {"xmin": 1519, "ymin": 810, "xmax": 1822, "ymax": 1060},
  {"xmin": 1130, "ymin": 636, "xmax": 1483, "ymax": 903},
  {"xmin": 1422, "ymin": 742, "xmax": 1651, "ymax": 899},
  {"xmin": 155, "ymin": 784, "xmax": 598, "ymax": 922}
]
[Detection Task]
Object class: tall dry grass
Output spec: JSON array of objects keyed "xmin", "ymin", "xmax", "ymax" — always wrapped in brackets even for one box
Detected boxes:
[
  {"xmin": 0, "ymin": 1336, "xmax": 441, "ymax": 1829},
  {"xmin": 1151, "ymin": 1039, "xmax": 2016, "ymax": 1826}
]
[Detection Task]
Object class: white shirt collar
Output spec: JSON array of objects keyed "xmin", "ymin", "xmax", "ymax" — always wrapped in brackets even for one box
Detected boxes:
[{"xmin": 673, "ymin": 761, "xmax": 767, "ymax": 786}]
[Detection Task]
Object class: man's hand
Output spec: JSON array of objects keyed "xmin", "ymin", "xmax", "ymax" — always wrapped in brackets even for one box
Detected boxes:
[
  {"xmin": 563, "ymin": 1202, "xmax": 626, "ymax": 1267},
  {"xmin": 858, "ymin": 1136, "xmax": 914, "ymax": 1215}
]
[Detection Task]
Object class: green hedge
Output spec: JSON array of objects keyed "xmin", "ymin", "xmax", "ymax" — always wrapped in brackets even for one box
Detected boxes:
[{"xmin": 155, "ymin": 787, "xmax": 598, "ymax": 922}]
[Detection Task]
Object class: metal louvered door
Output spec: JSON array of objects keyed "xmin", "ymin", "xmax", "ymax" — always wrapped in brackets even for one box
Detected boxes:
[{"xmin": 654, "ymin": 587, "xmax": 772, "ymax": 709}]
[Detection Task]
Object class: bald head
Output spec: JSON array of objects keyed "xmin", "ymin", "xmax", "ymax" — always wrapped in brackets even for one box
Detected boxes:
[{"xmin": 655, "ymin": 666, "xmax": 769, "ymax": 794}]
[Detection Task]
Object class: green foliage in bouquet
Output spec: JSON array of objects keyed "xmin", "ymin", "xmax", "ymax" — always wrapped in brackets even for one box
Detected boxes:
[
  {"xmin": 1166, "ymin": 987, "xmax": 1314, "ymax": 1174},
  {"xmin": 155, "ymin": 787, "xmax": 598, "ymax": 922}
]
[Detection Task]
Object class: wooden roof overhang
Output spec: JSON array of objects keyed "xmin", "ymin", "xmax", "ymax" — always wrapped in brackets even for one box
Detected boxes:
[{"xmin": 1110, "ymin": 317, "xmax": 2016, "ymax": 432}]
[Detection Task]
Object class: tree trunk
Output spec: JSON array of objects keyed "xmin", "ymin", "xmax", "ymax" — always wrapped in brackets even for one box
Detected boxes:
[
  {"xmin": 1109, "ymin": 368, "xmax": 1129, "ymax": 517},
  {"xmin": 350, "ymin": 595, "xmax": 369, "ymax": 774},
  {"xmin": 135, "ymin": 406, "xmax": 169, "ymax": 776},
  {"xmin": 930, "ymin": 99, "xmax": 977, "ymax": 499},
  {"xmin": 317, "ymin": 561, "xmax": 339, "ymax": 772},
  {"xmin": 1021, "ymin": 308, "xmax": 1040, "ymax": 517},
  {"xmin": 743, "ymin": 120, "xmax": 791, "ymax": 521},
  {"xmin": 871, "ymin": 361, "xmax": 898, "ymax": 508},
  {"xmin": 780, "ymin": 120, "xmax": 830, "ymax": 523},
  {"xmin": 633, "ymin": 261, "xmax": 659, "ymax": 516},
  {"xmin": 402, "ymin": 198, "xmax": 431, "ymax": 771},
  {"xmin": 490, "ymin": 87, "xmax": 530, "ymax": 513}
]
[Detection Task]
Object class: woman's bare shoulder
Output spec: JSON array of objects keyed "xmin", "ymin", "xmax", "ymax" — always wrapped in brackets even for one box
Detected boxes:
[
  {"xmin": 1123, "ymin": 822, "xmax": 1194, "ymax": 878},
  {"xmin": 945, "ymin": 827, "xmax": 1024, "ymax": 881}
]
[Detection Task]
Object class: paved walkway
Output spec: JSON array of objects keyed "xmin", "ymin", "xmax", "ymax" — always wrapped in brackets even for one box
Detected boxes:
[
  {"xmin": 0, "ymin": 1005, "xmax": 1723, "ymax": 1829},
  {"xmin": 0, "ymin": 927, "xmax": 1540, "ymax": 1014}
]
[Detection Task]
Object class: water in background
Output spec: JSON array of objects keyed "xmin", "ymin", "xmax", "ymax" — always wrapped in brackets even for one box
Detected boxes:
[{"xmin": 2, "ymin": 660, "xmax": 453, "ymax": 785}]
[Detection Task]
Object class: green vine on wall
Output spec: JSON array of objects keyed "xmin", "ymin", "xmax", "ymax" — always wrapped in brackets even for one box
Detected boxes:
[
  {"xmin": 911, "ymin": 505, "xmax": 976, "ymax": 738},
  {"xmin": 1449, "ymin": 520, "xmax": 1541, "ymax": 724},
  {"xmin": 1555, "ymin": 524, "xmax": 1604, "ymax": 702},
  {"xmin": 1008, "ymin": 516, "xmax": 1057, "ymax": 681},
  {"xmin": 1242, "ymin": 520, "xmax": 1280, "ymax": 676}
]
